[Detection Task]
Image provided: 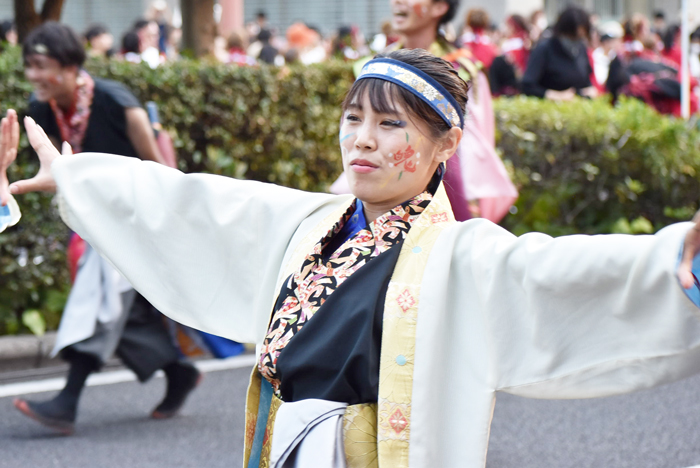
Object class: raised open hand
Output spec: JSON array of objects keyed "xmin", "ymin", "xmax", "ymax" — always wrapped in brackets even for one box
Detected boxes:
[
  {"xmin": 0, "ymin": 109, "xmax": 20, "ymax": 206},
  {"xmin": 8, "ymin": 116, "xmax": 66, "ymax": 196},
  {"xmin": 678, "ymin": 211, "xmax": 700, "ymax": 289}
]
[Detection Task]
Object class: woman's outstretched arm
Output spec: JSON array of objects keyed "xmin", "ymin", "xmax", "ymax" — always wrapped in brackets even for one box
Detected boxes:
[
  {"xmin": 1, "ymin": 111, "xmax": 351, "ymax": 344},
  {"xmin": 446, "ymin": 219, "xmax": 700, "ymax": 399}
]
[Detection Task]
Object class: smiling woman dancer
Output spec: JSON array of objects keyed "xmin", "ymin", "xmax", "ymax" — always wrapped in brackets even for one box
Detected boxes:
[{"xmin": 4, "ymin": 48, "xmax": 700, "ymax": 468}]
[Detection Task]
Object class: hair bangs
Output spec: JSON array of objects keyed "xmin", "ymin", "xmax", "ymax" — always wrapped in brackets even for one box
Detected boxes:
[{"xmin": 342, "ymin": 78, "xmax": 403, "ymax": 116}]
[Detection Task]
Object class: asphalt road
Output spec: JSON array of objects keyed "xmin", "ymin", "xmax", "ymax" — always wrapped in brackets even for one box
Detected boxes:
[
  {"xmin": 0, "ymin": 364, "xmax": 249, "ymax": 468},
  {"xmin": 1, "ymin": 363, "xmax": 700, "ymax": 468}
]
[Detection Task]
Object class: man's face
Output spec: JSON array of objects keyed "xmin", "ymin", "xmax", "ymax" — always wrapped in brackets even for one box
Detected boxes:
[
  {"xmin": 24, "ymin": 54, "xmax": 73, "ymax": 102},
  {"xmin": 390, "ymin": 0, "xmax": 445, "ymax": 36}
]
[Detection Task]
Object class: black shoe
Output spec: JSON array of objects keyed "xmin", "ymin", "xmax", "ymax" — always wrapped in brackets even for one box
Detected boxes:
[
  {"xmin": 151, "ymin": 363, "xmax": 202, "ymax": 419},
  {"xmin": 13, "ymin": 398, "xmax": 76, "ymax": 435}
]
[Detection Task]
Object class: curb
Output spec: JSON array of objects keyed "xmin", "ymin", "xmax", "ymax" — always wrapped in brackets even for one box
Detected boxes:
[{"xmin": 0, "ymin": 332, "xmax": 56, "ymax": 361}]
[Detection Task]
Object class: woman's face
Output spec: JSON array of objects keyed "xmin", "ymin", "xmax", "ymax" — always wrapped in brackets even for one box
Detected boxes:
[
  {"xmin": 340, "ymin": 91, "xmax": 455, "ymax": 210},
  {"xmin": 90, "ymin": 33, "xmax": 114, "ymax": 54}
]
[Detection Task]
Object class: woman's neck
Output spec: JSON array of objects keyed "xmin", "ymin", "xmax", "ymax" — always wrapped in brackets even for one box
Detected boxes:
[
  {"xmin": 362, "ymin": 203, "xmax": 393, "ymax": 224},
  {"xmin": 361, "ymin": 186, "xmax": 432, "ymax": 223},
  {"xmin": 401, "ymin": 28, "xmax": 438, "ymax": 51}
]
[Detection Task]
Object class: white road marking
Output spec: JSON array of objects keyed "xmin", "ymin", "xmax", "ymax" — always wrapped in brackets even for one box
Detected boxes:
[{"xmin": 0, "ymin": 353, "xmax": 256, "ymax": 399}]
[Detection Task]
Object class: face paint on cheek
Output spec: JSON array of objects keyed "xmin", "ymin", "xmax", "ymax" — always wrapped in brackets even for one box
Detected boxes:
[
  {"xmin": 391, "ymin": 144, "xmax": 419, "ymax": 181},
  {"xmin": 413, "ymin": 3, "xmax": 428, "ymax": 17},
  {"xmin": 339, "ymin": 132, "xmax": 355, "ymax": 143}
]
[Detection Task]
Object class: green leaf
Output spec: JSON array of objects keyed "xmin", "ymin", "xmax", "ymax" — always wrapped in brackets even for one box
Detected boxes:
[{"xmin": 22, "ymin": 310, "xmax": 45, "ymax": 337}]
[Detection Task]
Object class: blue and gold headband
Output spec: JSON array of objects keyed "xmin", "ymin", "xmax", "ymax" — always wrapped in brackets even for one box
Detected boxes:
[{"xmin": 356, "ymin": 58, "xmax": 464, "ymax": 129}]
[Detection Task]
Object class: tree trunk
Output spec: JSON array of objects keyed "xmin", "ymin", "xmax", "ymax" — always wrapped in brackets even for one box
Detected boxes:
[
  {"xmin": 40, "ymin": 0, "xmax": 66, "ymax": 22},
  {"xmin": 180, "ymin": 0, "xmax": 216, "ymax": 58},
  {"xmin": 14, "ymin": 0, "xmax": 39, "ymax": 43},
  {"xmin": 15, "ymin": 0, "xmax": 66, "ymax": 43}
]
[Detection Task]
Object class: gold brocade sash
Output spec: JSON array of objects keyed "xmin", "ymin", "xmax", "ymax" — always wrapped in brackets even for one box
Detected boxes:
[
  {"xmin": 243, "ymin": 184, "xmax": 455, "ymax": 468},
  {"xmin": 243, "ymin": 369, "xmax": 379, "ymax": 468}
]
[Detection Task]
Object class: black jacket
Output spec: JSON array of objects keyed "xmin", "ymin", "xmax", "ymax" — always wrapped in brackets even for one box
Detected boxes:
[{"xmin": 521, "ymin": 37, "xmax": 592, "ymax": 98}]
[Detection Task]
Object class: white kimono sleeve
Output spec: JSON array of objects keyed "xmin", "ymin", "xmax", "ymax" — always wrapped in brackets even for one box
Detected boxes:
[
  {"xmin": 52, "ymin": 153, "xmax": 347, "ymax": 344},
  {"xmin": 456, "ymin": 220, "xmax": 700, "ymax": 399}
]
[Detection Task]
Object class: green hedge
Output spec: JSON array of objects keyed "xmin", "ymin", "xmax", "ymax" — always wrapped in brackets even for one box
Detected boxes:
[
  {"xmin": 1, "ymin": 44, "xmax": 700, "ymax": 334},
  {"xmin": 0, "ymin": 48, "xmax": 70, "ymax": 335},
  {"xmin": 87, "ymin": 52, "xmax": 354, "ymax": 190},
  {"xmin": 0, "ymin": 46, "xmax": 354, "ymax": 335},
  {"xmin": 496, "ymin": 96, "xmax": 700, "ymax": 236}
]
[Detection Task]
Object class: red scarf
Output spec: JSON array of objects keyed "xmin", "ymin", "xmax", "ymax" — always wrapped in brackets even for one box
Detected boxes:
[{"xmin": 49, "ymin": 70, "xmax": 95, "ymax": 153}]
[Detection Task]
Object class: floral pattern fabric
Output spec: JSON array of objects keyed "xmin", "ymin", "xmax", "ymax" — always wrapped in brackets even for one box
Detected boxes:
[{"xmin": 258, "ymin": 192, "xmax": 433, "ymax": 396}]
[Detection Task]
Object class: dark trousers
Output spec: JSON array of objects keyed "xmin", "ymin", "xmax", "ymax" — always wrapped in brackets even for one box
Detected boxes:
[{"xmin": 63, "ymin": 292, "xmax": 179, "ymax": 382}]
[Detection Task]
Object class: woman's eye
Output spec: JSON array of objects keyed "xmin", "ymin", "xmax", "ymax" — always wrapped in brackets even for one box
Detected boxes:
[
  {"xmin": 345, "ymin": 114, "xmax": 360, "ymax": 122},
  {"xmin": 382, "ymin": 120, "xmax": 407, "ymax": 128}
]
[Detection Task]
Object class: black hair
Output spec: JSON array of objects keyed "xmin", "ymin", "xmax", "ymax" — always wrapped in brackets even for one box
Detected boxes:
[
  {"xmin": 121, "ymin": 30, "xmax": 140, "ymax": 54},
  {"xmin": 437, "ymin": 0, "xmax": 460, "ymax": 25},
  {"xmin": 554, "ymin": 6, "xmax": 591, "ymax": 40},
  {"xmin": 22, "ymin": 22, "xmax": 86, "ymax": 67},
  {"xmin": 133, "ymin": 19, "xmax": 151, "ymax": 32},
  {"xmin": 692, "ymin": 26, "xmax": 700, "ymax": 42},
  {"xmin": 653, "ymin": 10, "xmax": 665, "ymax": 20},
  {"xmin": 338, "ymin": 26, "xmax": 352, "ymax": 38},
  {"xmin": 256, "ymin": 10, "xmax": 267, "ymax": 20},
  {"xmin": 342, "ymin": 49, "xmax": 469, "ymax": 140},
  {"xmin": 0, "ymin": 20, "xmax": 14, "ymax": 42},
  {"xmin": 663, "ymin": 24, "xmax": 680, "ymax": 51},
  {"xmin": 84, "ymin": 23, "xmax": 109, "ymax": 43}
]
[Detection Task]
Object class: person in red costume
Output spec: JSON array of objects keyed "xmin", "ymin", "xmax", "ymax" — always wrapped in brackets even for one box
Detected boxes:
[
  {"xmin": 620, "ymin": 13, "xmax": 649, "ymax": 61},
  {"xmin": 489, "ymin": 14, "xmax": 531, "ymax": 96},
  {"xmin": 501, "ymin": 15, "xmax": 531, "ymax": 73},
  {"xmin": 459, "ymin": 8, "xmax": 498, "ymax": 71},
  {"xmin": 607, "ymin": 20, "xmax": 698, "ymax": 116},
  {"xmin": 661, "ymin": 24, "xmax": 682, "ymax": 67}
]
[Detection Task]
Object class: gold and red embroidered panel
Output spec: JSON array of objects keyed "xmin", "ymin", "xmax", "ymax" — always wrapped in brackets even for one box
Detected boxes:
[{"xmin": 376, "ymin": 184, "xmax": 455, "ymax": 468}]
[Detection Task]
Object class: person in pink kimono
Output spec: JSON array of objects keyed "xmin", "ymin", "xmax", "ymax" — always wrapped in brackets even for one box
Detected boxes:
[{"xmin": 333, "ymin": 0, "xmax": 517, "ymax": 223}]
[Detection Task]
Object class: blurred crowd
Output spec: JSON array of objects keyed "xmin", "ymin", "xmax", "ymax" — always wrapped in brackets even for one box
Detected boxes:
[
  {"xmin": 458, "ymin": 7, "xmax": 700, "ymax": 116},
  {"xmin": 1, "ymin": 2, "xmax": 699, "ymax": 116}
]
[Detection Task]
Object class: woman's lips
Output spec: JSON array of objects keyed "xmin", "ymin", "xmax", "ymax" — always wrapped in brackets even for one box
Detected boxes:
[{"xmin": 350, "ymin": 159, "xmax": 379, "ymax": 174}]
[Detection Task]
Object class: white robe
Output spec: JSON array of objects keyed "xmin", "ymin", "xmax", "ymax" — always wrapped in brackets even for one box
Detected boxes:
[{"xmin": 53, "ymin": 153, "xmax": 700, "ymax": 468}]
